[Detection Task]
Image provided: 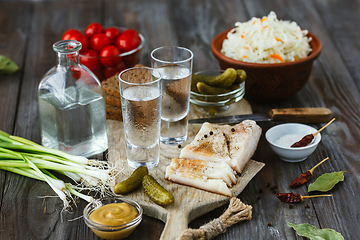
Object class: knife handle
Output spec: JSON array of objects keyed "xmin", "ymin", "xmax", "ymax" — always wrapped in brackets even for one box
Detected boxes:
[{"xmin": 269, "ymin": 108, "xmax": 332, "ymax": 123}]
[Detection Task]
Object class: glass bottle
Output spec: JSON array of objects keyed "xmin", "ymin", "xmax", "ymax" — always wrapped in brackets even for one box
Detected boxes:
[{"xmin": 38, "ymin": 40, "xmax": 108, "ymax": 157}]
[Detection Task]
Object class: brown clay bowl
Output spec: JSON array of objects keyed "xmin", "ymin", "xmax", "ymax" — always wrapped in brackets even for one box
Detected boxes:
[{"xmin": 211, "ymin": 28, "xmax": 322, "ymax": 102}]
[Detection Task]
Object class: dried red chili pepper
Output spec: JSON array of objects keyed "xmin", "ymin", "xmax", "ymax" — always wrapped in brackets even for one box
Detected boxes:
[
  {"xmin": 289, "ymin": 157, "xmax": 329, "ymax": 188},
  {"xmin": 289, "ymin": 171, "xmax": 312, "ymax": 187},
  {"xmin": 291, "ymin": 118, "xmax": 335, "ymax": 148},
  {"xmin": 276, "ymin": 193, "xmax": 302, "ymax": 203},
  {"xmin": 276, "ymin": 193, "xmax": 332, "ymax": 203},
  {"xmin": 291, "ymin": 134, "xmax": 314, "ymax": 147}
]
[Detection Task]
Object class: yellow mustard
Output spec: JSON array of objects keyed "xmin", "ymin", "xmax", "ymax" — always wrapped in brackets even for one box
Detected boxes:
[{"xmin": 89, "ymin": 202, "xmax": 139, "ymax": 239}]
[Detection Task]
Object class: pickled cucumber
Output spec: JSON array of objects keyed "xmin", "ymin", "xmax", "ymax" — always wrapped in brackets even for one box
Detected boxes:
[
  {"xmin": 197, "ymin": 82, "xmax": 231, "ymax": 95},
  {"xmin": 113, "ymin": 166, "xmax": 148, "ymax": 194},
  {"xmin": 191, "ymin": 68, "xmax": 245, "ymax": 93},
  {"xmin": 235, "ymin": 69, "xmax": 246, "ymax": 84},
  {"xmin": 201, "ymin": 68, "xmax": 237, "ymax": 88},
  {"xmin": 191, "ymin": 73, "xmax": 201, "ymax": 93},
  {"xmin": 142, "ymin": 175, "xmax": 174, "ymax": 206},
  {"xmin": 230, "ymin": 84, "xmax": 241, "ymax": 91}
]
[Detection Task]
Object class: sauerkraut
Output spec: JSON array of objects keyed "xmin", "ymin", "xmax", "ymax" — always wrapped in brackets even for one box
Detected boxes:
[{"xmin": 221, "ymin": 11, "xmax": 312, "ymax": 64}]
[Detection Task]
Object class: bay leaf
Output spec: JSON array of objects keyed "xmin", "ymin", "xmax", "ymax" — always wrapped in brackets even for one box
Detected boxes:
[
  {"xmin": 288, "ymin": 223, "xmax": 344, "ymax": 240},
  {"xmin": 0, "ymin": 55, "xmax": 19, "ymax": 75},
  {"xmin": 308, "ymin": 171, "xmax": 345, "ymax": 192}
]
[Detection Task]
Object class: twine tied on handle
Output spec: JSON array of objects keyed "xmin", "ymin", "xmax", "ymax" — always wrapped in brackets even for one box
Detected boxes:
[{"xmin": 177, "ymin": 197, "xmax": 252, "ymax": 240}]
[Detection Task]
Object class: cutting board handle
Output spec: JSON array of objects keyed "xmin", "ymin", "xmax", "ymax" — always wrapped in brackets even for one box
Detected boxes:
[
  {"xmin": 269, "ymin": 107, "xmax": 332, "ymax": 123},
  {"xmin": 160, "ymin": 208, "xmax": 189, "ymax": 240}
]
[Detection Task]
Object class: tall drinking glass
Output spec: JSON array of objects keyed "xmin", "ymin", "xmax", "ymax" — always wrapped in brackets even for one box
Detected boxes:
[
  {"xmin": 150, "ymin": 46, "xmax": 193, "ymax": 145},
  {"xmin": 119, "ymin": 67, "xmax": 162, "ymax": 169}
]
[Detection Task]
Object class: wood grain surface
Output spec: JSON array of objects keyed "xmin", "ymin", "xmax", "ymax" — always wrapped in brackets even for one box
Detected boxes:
[
  {"xmin": 107, "ymin": 128, "xmax": 264, "ymax": 239},
  {"xmin": 1, "ymin": 0, "xmax": 360, "ymax": 239},
  {"xmin": 106, "ymin": 100, "xmax": 264, "ymax": 240}
]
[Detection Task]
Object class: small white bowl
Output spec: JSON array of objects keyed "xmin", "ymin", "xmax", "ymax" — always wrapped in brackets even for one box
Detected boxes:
[{"xmin": 265, "ymin": 123, "xmax": 321, "ymax": 162}]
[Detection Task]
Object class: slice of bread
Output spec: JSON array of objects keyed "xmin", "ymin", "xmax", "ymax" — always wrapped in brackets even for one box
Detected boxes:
[
  {"xmin": 105, "ymin": 92, "xmax": 121, "ymax": 108},
  {"xmin": 102, "ymin": 64, "xmax": 146, "ymax": 121},
  {"xmin": 102, "ymin": 64, "xmax": 146, "ymax": 98},
  {"xmin": 106, "ymin": 104, "xmax": 123, "ymax": 121},
  {"xmin": 102, "ymin": 75, "xmax": 120, "ymax": 98}
]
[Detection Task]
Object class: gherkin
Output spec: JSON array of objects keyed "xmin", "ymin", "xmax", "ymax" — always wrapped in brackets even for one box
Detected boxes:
[
  {"xmin": 197, "ymin": 82, "xmax": 232, "ymax": 95},
  {"xmin": 114, "ymin": 166, "xmax": 148, "ymax": 194},
  {"xmin": 142, "ymin": 175, "xmax": 174, "ymax": 206},
  {"xmin": 191, "ymin": 68, "xmax": 246, "ymax": 95},
  {"xmin": 197, "ymin": 68, "xmax": 237, "ymax": 88}
]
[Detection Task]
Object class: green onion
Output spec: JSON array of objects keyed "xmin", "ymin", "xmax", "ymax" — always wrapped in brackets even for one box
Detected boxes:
[{"xmin": 0, "ymin": 130, "xmax": 117, "ymax": 209}]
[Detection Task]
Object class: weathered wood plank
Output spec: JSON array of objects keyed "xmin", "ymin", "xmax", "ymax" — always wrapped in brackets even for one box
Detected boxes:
[
  {"xmin": 13, "ymin": 0, "xmax": 102, "ymax": 143},
  {"xmin": 1, "ymin": 0, "xmax": 360, "ymax": 239},
  {"xmin": 1, "ymin": 1, "xmax": 102, "ymax": 240},
  {"xmin": 315, "ymin": 0, "xmax": 360, "ymax": 91},
  {"xmin": 0, "ymin": 2, "xmax": 30, "ymax": 134},
  {"xmin": 242, "ymin": 0, "xmax": 360, "ymax": 239},
  {"xmin": 165, "ymin": 1, "xmax": 322, "ymax": 239},
  {"xmin": 0, "ymin": 2, "xmax": 33, "ymax": 240}
]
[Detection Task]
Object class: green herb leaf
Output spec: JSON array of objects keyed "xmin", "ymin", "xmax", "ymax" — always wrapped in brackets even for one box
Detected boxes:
[
  {"xmin": 308, "ymin": 171, "xmax": 345, "ymax": 192},
  {"xmin": 288, "ymin": 223, "xmax": 344, "ymax": 240},
  {"xmin": 0, "ymin": 55, "xmax": 19, "ymax": 75}
]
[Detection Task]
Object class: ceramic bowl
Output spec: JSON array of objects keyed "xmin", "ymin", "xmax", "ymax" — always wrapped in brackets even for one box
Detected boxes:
[
  {"xmin": 211, "ymin": 29, "xmax": 321, "ymax": 102},
  {"xmin": 83, "ymin": 196, "xmax": 143, "ymax": 240},
  {"xmin": 78, "ymin": 27, "xmax": 145, "ymax": 81},
  {"xmin": 265, "ymin": 123, "xmax": 321, "ymax": 162},
  {"xmin": 190, "ymin": 70, "xmax": 245, "ymax": 115}
]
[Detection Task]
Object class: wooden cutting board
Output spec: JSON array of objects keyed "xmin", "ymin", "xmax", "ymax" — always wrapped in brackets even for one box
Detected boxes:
[{"xmin": 106, "ymin": 99, "xmax": 265, "ymax": 239}]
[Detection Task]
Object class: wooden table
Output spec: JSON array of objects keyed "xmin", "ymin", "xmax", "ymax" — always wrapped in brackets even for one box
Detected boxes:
[{"xmin": 1, "ymin": 0, "xmax": 359, "ymax": 239}]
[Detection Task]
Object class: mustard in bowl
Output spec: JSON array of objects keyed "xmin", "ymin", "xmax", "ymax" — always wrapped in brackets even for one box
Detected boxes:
[{"xmin": 83, "ymin": 196, "xmax": 143, "ymax": 239}]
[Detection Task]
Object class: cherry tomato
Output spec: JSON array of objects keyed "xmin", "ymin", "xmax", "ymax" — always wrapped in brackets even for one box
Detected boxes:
[
  {"xmin": 92, "ymin": 68, "xmax": 104, "ymax": 81},
  {"xmin": 80, "ymin": 49, "xmax": 102, "ymax": 72},
  {"xmin": 105, "ymin": 27, "xmax": 121, "ymax": 42},
  {"xmin": 123, "ymin": 29, "xmax": 139, "ymax": 37},
  {"xmin": 85, "ymin": 23, "xmax": 104, "ymax": 39},
  {"xmin": 68, "ymin": 32, "xmax": 89, "ymax": 54},
  {"xmin": 66, "ymin": 53, "xmax": 77, "ymax": 63},
  {"xmin": 100, "ymin": 45, "xmax": 121, "ymax": 67},
  {"xmin": 62, "ymin": 29, "xmax": 82, "ymax": 40},
  {"xmin": 90, "ymin": 33, "xmax": 111, "ymax": 51},
  {"xmin": 123, "ymin": 53, "xmax": 139, "ymax": 68},
  {"xmin": 116, "ymin": 29, "xmax": 141, "ymax": 53},
  {"xmin": 70, "ymin": 66, "xmax": 81, "ymax": 80},
  {"xmin": 104, "ymin": 62, "xmax": 126, "ymax": 78}
]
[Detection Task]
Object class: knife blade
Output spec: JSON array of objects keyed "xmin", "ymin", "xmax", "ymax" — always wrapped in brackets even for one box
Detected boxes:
[{"xmin": 189, "ymin": 108, "xmax": 332, "ymax": 124}]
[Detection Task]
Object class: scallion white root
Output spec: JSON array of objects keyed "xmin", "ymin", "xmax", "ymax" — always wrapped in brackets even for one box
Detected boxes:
[{"xmin": 0, "ymin": 130, "xmax": 118, "ymax": 210}]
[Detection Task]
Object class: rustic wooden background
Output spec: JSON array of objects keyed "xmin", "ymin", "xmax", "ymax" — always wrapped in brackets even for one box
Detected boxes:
[{"xmin": 1, "ymin": 0, "xmax": 359, "ymax": 239}]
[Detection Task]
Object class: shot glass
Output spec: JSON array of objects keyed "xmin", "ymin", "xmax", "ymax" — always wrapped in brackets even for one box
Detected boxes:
[
  {"xmin": 150, "ymin": 46, "xmax": 193, "ymax": 145},
  {"xmin": 119, "ymin": 67, "xmax": 162, "ymax": 169}
]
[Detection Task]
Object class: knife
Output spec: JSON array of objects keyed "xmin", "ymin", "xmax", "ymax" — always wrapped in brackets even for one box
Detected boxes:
[{"xmin": 189, "ymin": 108, "xmax": 332, "ymax": 124}]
